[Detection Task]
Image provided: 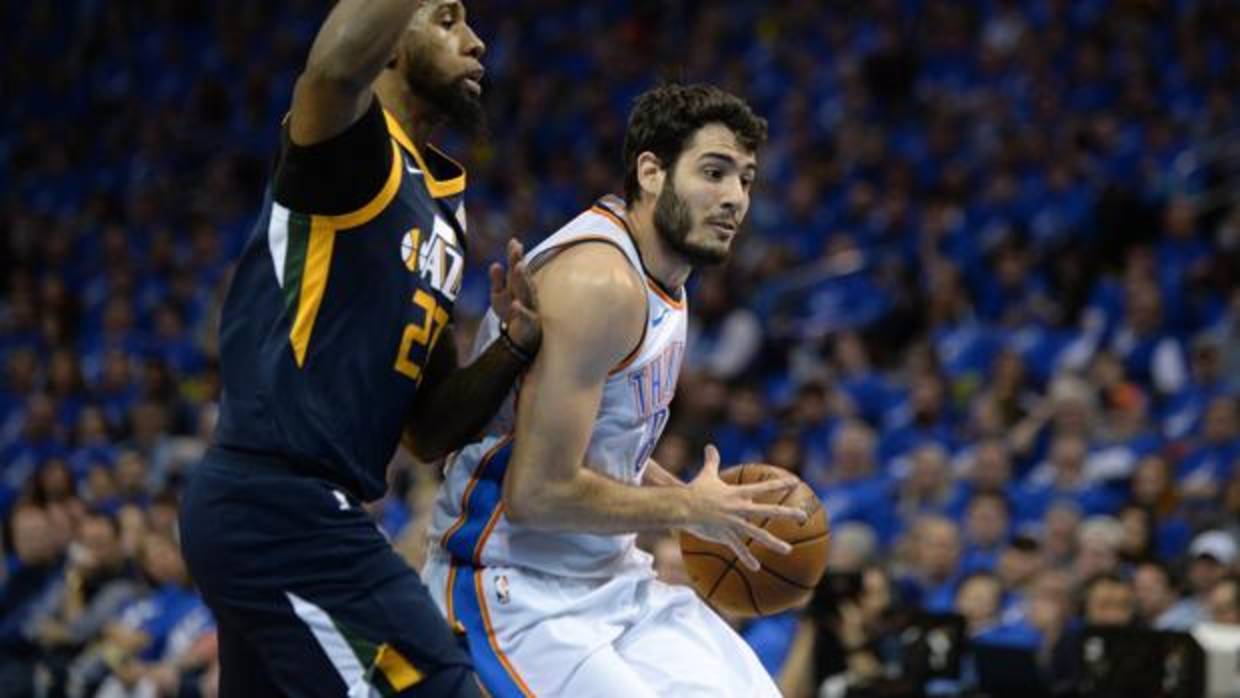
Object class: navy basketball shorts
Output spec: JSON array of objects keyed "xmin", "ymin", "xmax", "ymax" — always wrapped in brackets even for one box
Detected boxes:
[{"xmin": 180, "ymin": 447, "xmax": 479, "ymax": 698}]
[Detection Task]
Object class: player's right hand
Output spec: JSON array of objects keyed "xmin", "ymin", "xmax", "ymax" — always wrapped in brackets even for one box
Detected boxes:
[
  {"xmin": 682, "ymin": 445, "xmax": 808, "ymax": 571},
  {"xmin": 489, "ymin": 238, "xmax": 541, "ymax": 355}
]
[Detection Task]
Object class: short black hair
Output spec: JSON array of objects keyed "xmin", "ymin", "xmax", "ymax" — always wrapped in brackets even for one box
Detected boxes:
[{"xmin": 622, "ymin": 83, "xmax": 768, "ymax": 204}]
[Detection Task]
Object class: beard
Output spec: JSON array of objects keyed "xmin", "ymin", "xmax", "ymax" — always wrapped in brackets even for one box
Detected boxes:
[
  {"xmin": 653, "ymin": 177, "xmax": 729, "ymax": 266},
  {"xmin": 405, "ymin": 50, "xmax": 487, "ymax": 137}
]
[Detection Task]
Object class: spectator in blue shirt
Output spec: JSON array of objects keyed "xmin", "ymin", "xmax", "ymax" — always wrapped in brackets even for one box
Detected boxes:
[
  {"xmin": 813, "ymin": 420, "xmax": 895, "ymax": 542},
  {"xmin": 1162, "ymin": 331, "xmax": 1229, "ymax": 441},
  {"xmin": 961, "ymin": 491, "xmax": 1012, "ymax": 575},
  {"xmin": 1017, "ymin": 433, "xmax": 1122, "ymax": 525},
  {"xmin": 1177, "ymin": 395, "xmax": 1240, "ymax": 504},
  {"xmin": 899, "ymin": 514, "xmax": 964, "ymax": 613}
]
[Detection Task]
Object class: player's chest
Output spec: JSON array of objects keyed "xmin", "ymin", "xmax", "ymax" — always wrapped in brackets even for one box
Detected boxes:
[{"xmin": 382, "ymin": 185, "xmax": 467, "ymax": 305}]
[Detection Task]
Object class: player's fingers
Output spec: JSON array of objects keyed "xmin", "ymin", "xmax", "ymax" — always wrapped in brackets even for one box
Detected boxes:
[
  {"xmin": 489, "ymin": 262, "xmax": 505, "ymax": 290},
  {"xmin": 507, "ymin": 238, "xmax": 524, "ymax": 267},
  {"xmin": 733, "ymin": 518, "xmax": 792, "ymax": 556},
  {"xmin": 511, "ymin": 261, "xmax": 537, "ymax": 306},
  {"xmin": 739, "ymin": 502, "xmax": 809, "ymax": 523},
  {"xmin": 701, "ymin": 444, "xmax": 721, "ymax": 476},
  {"xmin": 735, "ymin": 477, "xmax": 798, "ymax": 498},
  {"xmin": 725, "ymin": 531, "xmax": 761, "ymax": 571}
]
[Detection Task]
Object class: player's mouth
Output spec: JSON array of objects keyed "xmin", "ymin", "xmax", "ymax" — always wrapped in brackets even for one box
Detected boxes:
[
  {"xmin": 462, "ymin": 68, "xmax": 485, "ymax": 96},
  {"xmin": 707, "ymin": 218, "xmax": 738, "ymax": 238}
]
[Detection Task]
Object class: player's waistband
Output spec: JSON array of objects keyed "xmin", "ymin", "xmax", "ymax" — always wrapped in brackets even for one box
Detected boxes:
[{"xmin": 205, "ymin": 444, "xmax": 364, "ymax": 500}]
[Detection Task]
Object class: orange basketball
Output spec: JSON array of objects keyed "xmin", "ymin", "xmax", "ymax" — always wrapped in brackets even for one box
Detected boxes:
[{"xmin": 679, "ymin": 464, "xmax": 829, "ymax": 617}]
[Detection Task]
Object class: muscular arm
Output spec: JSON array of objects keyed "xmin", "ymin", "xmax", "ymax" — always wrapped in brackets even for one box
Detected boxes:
[
  {"xmin": 403, "ymin": 329, "xmax": 528, "ymax": 462},
  {"xmin": 289, "ymin": 0, "xmax": 422, "ymax": 145},
  {"xmin": 500, "ymin": 244, "xmax": 698, "ymax": 533}
]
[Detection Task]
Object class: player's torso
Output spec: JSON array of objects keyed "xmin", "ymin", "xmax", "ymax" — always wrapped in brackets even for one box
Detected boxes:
[
  {"xmin": 431, "ymin": 196, "xmax": 687, "ymax": 577},
  {"xmin": 215, "ymin": 112, "xmax": 466, "ymax": 500}
]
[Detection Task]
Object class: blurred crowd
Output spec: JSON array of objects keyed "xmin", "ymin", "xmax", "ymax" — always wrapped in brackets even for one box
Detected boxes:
[{"xmin": 2, "ymin": 0, "xmax": 1238, "ymax": 696}]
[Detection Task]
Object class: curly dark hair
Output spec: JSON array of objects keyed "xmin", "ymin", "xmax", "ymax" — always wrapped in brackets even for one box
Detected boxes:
[{"xmin": 622, "ymin": 83, "xmax": 768, "ymax": 204}]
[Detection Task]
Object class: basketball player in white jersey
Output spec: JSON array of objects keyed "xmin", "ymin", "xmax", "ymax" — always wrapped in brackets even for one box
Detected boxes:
[{"xmin": 424, "ymin": 84, "xmax": 800, "ymax": 697}]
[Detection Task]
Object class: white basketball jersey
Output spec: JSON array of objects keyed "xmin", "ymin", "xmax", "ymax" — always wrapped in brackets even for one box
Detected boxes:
[{"xmin": 428, "ymin": 195, "xmax": 688, "ymax": 578}]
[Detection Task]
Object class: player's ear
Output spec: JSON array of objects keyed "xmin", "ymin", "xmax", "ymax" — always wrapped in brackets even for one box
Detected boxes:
[{"xmin": 636, "ymin": 152, "xmax": 666, "ymax": 200}]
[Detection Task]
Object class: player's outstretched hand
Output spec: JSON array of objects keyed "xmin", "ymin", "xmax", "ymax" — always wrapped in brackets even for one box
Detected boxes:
[
  {"xmin": 682, "ymin": 445, "xmax": 808, "ymax": 571},
  {"xmin": 490, "ymin": 238, "xmax": 541, "ymax": 356}
]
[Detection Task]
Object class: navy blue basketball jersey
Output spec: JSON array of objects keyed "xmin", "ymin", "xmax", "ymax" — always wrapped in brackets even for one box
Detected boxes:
[{"xmin": 214, "ymin": 107, "xmax": 467, "ymax": 501}]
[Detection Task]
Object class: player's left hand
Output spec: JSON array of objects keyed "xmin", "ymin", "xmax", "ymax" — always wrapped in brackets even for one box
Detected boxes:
[{"xmin": 490, "ymin": 238, "xmax": 541, "ymax": 355}]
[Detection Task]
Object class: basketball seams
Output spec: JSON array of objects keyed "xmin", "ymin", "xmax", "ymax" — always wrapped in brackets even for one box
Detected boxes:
[{"xmin": 756, "ymin": 562, "xmax": 815, "ymax": 591}]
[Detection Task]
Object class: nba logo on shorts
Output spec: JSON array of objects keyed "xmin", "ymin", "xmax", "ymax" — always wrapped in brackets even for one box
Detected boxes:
[{"xmin": 494, "ymin": 574, "xmax": 511, "ymax": 605}]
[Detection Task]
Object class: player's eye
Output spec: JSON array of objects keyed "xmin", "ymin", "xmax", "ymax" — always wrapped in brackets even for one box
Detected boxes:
[{"xmin": 703, "ymin": 167, "xmax": 723, "ymax": 180}]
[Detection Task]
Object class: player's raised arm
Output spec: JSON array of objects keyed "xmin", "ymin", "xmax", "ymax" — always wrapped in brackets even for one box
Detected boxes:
[
  {"xmin": 500, "ymin": 243, "xmax": 807, "ymax": 568},
  {"xmin": 289, "ymin": 0, "xmax": 422, "ymax": 145}
]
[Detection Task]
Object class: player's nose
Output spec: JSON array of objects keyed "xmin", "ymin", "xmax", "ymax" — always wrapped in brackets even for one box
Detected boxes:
[{"xmin": 462, "ymin": 22, "xmax": 486, "ymax": 59}]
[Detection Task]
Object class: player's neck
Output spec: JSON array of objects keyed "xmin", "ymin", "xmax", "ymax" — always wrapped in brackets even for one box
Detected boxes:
[
  {"xmin": 627, "ymin": 200, "xmax": 693, "ymax": 290},
  {"xmin": 374, "ymin": 70, "xmax": 442, "ymax": 151}
]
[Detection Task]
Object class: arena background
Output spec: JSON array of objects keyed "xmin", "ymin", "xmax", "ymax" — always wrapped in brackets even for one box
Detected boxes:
[{"xmin": 1, "ymin": 1, "xmax": 1238, "ymax": 696}]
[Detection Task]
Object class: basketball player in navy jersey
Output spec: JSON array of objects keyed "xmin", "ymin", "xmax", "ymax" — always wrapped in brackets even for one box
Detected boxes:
[{"xmin": 179, "ymin": 2, "xmax": 535, "ymax": 696}]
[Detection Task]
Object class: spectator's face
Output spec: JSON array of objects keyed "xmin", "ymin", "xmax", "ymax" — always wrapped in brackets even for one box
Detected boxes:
[
  {"xmin": 1203, "ymin": 397, "xmax": 1237, "ymax": 444},
  {"xmin": 11, "ymin": 506, "xmax": 58, "ymax": 565},
  {"xmin": 997, "ymin": 546, "xmax": 1040, "ymax": 588},
  {"xmin": 1126, "ymin": 282, "xmax": 1162, "ymax": 333},
  {"xmin": 77, "ymin": 407, "xmax": 108, "ymax": 443},
  {"xmin": 1189, "ymin": 556, "xmax": 1228, "ymax": 595},
  {"xmin": 1050, "ymin": 436, "xmax": 1086, "ymax": 481},
  {"xmin": 395, "ymin": 0, "xmax": 486, "ymax": 133},
  {"xmin": 918, "ymin": 520, "xmax": 961, "ymax": 579},
  {"xmin": 833, "ymin": 425, "xmax": 874, "ymax": 480},
  {"xmin": 909, "ymin": 446, "xmax": 948, "ymax": 494},
  {"xmin": 1206, "ymin": 581, "xmax": 1239, "ymax": 625},
  {"xmin": 1133, "ymin": 565, "xmax": 1175, "ymax": 620},
  {"xmin": 23, "ymin": 395, "xmax": 56, "ymax": 441},
  {"xmin": 1044, "ymin": 506, "xmax": 1081, "ymax": 559},
  {"xmin": 956, "ymin": 575, "xmax": 1002, "ymax": 630},
  {"xmin": 78, "ymin": 516, "xmax": 121, "ymax": 573},
  {"xmin": 142, "ymin": 535, "xmax": 188, "ymax": 585},
  {"xmin": 1028, "ymin": 572, "xmax": 1072, "ymax": 635},
  {"xmin": 650, "ymin": 124, "xmax": 756, "ymax": 267},
  {"xmin": 972, "ymin": 442, "xmax": 1011, "ymax": 490},
  {"xmin": 115, "ymin": 453, "xmax": 147, "ymax": 493},
  {"xmin": 38, "ymin": 460, "xmax": 74, "ymax": 501},
  {"xmin": 87, "ymin": 464, "xmax": 116, "ymax": 500},
  {"xmin": 1086, "ymin": 580, "xmax": 1136, "ymax": 626},
  {"xmin": 1075, "ymin": 536, "xmax": 1119, "ymax": 580},
  {"xmin": 966, "ymin": 498, "xmax": 1008, "ymax": 548},
  {"xmin": 1132, "ymin": 456, "xmax": 1169, "ymax": 504},
  {"xmin": 911, "ymin": 376, "xmax": 944, "ymax": 419},
  {"xmin": 1118, "ymin": 508, "xmax": 1150, "ymax": 558}
]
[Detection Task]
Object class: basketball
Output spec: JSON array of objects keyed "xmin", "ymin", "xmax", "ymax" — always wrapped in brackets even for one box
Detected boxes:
[{"xmin": 679, "ymin": 464, "xmax": 830, "ymax": 617}]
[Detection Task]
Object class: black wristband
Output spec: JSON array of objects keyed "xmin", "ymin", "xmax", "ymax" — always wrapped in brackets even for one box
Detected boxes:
[{"xmin": 498, "ymin": 321, "xmax": 533, "ymax": 364}]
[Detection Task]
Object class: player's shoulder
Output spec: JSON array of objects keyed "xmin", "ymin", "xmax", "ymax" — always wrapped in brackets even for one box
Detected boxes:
[{"xmin": 535, "ymin": 241, "xmax": 645, "ymax": 310}]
